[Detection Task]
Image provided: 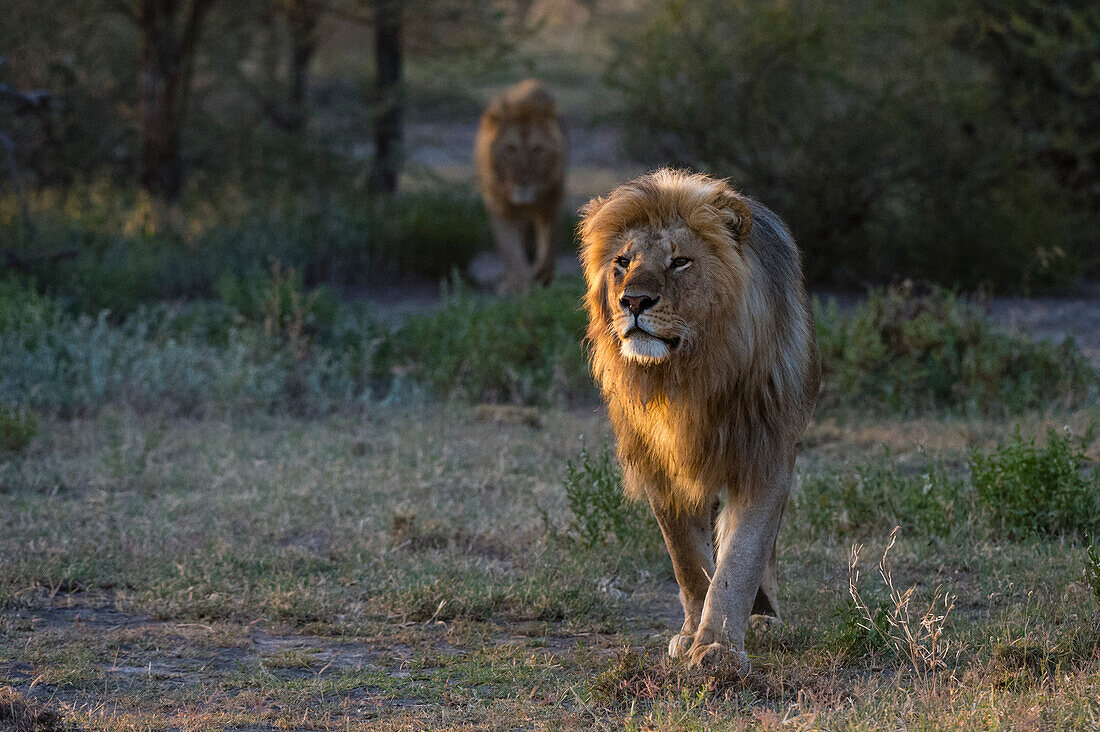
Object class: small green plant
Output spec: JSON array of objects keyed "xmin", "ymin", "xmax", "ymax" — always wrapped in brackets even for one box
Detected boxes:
[
  {"xmin": 0, "ymin": 406, "xmax": 37, "ymax": 454},
  {"xmin": 831, "ymin": 598, "xmax": 889, "ymax": 662},
  {"xmin": 563, "ymin": 445, "xmax": 652, "ymax": 548},
  {"xmin": 970, "ymin": 426, "xmax": 1100, "ymax": 538},
  {"xmin": 216, "ymin": 263, "xmax": 338, "ymax": 357},
  {"xmin": 1086, "ymin": 535, "xmax": 1100, "ymax": 604}
]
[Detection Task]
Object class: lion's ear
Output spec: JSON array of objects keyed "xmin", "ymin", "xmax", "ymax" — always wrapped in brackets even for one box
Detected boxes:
[
  {"xmin": 484, "ymin": 97, "xmax": 507, "ymax": 122},
  {"xmin": 714, "ymin": 189, "xmax": 751, "ymax": 242}
]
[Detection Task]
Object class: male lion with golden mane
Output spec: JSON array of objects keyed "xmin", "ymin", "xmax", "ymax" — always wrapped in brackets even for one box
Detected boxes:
[
  {"xmin": 579, "ymin": 169, "xmax": 820, "ymax": 669},
  {"xmin": 474, "ymin": 79, "xmax": 566, "ymax": 293}
]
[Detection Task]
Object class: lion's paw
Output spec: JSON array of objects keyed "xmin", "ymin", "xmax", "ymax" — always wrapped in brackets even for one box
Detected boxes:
[
  {"xmin": 749, "ymin": 614, "xmax": 783, "ymax": 632},
  {"xmin": 686, "ymin": 640, "xmax": 750, "ymax": 672},
  {"xmin": 668, "ymin": 633, "xmax": 693, "ymax": 658}
]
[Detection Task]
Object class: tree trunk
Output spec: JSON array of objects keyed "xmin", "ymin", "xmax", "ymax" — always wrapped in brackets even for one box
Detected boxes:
[
  {"xmin": 283, "ymin": 0, "xmax": 319, "ymax": 132},
  {"xmin": 369, "ymin": 0, "xmax": 402, "ymax": 196},
  {"xmin": 137, "ymin": 0, "xmax": 212, "ymax": 201}
]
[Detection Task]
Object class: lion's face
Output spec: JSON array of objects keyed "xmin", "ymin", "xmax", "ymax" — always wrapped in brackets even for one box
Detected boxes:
[
  {"xmin": 489, "ymin": 122, "xmax": 564, "ymax": 207},
  {"xmin": 604, "ymin": 221, "xmax": 718, "ymax": 364}
]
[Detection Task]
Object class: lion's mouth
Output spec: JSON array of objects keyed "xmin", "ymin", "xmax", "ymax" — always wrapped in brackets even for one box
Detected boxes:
[{"xmin": 624, "ymin": 326, "xmax": 681, "ymax": 350}]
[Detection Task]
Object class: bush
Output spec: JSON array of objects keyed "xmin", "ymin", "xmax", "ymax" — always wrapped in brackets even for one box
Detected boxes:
[
  {"xmin": 388, "ymin": 279, "xmax": 591, "ymax": 405},
  {"xmin": 0, "ymin": 406, "xmax": 38, "ymax": 454},
  {"xmin": 216, "ymin": 264, "xmax": 338, "ymax": 354},
  {"xmin": 378, "ymin": 189, "xmax": 491, "ymax": 280},
  {"xmin": 817, "ymin": 284, "xmax": 1098, "ymax": 414},
  {"xmin": 606, "ymin": 0, "xmax": 1090, "ymax": 291},
  {"xmin": 563, "ymin": 445, "xmax": 655, "ymax": 549},
  {"xmin": 795, "ymin": 428, "xmax": 1100, "ymax": 542},
  {"xmin": 970, "ymin": 426, "xmax": 1100, "ymax": 538}
]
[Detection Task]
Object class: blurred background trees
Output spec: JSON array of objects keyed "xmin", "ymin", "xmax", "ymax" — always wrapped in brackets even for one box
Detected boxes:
[
  {"xmin": 0, "ymin": 0, "xmax": 1096, "ymax": 294},
  {"xmin": 608, "ymin": 0, "xmax": 1099, "ymax": 290}
]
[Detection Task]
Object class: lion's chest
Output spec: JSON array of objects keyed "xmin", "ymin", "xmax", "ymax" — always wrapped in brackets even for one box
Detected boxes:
[{"xmin": 624, "ymin": 395, "xmax": 712, "ymax": 477}]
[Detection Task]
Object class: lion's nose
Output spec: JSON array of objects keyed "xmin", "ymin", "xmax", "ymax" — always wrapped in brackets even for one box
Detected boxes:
[{"xmin": 620, "ymin": 294, "xmax": 659, "ymax": 316}]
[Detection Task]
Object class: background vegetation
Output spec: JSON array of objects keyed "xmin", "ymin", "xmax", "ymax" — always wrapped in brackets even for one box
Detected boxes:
[{"xmin": 609, "ymin": 0, "xmax": 1100, "ymax": 290}]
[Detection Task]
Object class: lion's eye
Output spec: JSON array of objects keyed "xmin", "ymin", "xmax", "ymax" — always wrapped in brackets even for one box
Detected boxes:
[
  {"xmin": 670, "ymin": 257, "xmax": 692, "ymax": 270},
  {"xmin": 613, "ymin": 256, "xmax": 630, "ymax": 269}
]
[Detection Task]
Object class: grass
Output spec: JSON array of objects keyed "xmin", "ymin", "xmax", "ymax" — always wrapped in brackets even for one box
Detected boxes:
[
  {"xmin": 2, "ymin": 405, "xmax": 1100, "ymax": 729},
  {"xmin": 3, "ymin": 274, "xmax": 1096, "ymax": 418}
]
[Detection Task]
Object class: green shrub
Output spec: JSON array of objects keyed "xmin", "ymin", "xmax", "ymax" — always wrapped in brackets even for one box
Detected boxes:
[
  {"xmin": 0, "ymin": 290, "xmax": 379, "ymax": 419},
  {"xmin": 377, "ymin": 189, "xmax": 491, "ymax": 280},
  {"xmin": 830, "ymin": 598, "xmax": 889, "ymax": 662},
  {"xmin": 216, "ymin": 264, "xmax": 338, "ymax": 354},
  {"xmin": 389, "ymin": 278, "xmax": 591, "ymax": 405},
  {"xmin": 0, "ymin": 406, "xmax": 38, "ymax": 454},
  {"xmin": 793, "ymin": 454, "xmax": 967, "ymax": 539},
  {"xmin": 816, "ymin": 285, "xmax": 1098, "ymax": 414},
  {"xmin": 562, "ymin": 445, "xmax": 654, "ymax": 549},
  {"xmin": 970, "ymin": 426, "xmax": 1100, "ymax": 538}
]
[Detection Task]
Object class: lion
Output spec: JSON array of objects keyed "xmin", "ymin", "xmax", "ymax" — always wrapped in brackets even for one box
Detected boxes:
[
  {"xmin": 474, "ymin": 79, "xmax": 567, "ymax": 293},
  {"xmin": 578, "ymin": 169, "xmax": 820, "ymax": 669}
]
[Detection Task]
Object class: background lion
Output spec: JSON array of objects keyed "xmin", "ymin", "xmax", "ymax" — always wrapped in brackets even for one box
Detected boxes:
[
  {"xmin": 579, "ymin": 169, "xmax": 821, "ymax": 669},
  {"xmin": 474, "ymin": 79, "xmax": 567, "ymax": 293}
]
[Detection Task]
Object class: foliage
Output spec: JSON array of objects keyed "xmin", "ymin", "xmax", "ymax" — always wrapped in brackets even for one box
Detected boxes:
[
  {"xmin": 562, "ymin": 445, "xmax": 654, "ymax": 549},
  {"xmin": 377, "ymin": 188, "xmax": 491, "ymax": 280},
  {"xmin": 958, "ymin": 2, "xmax": 1100, "ymax": 216},
  {"xmin": 831, "ymin": 598, "xmax": 890, "ymax": 662},
  {"xmin": 816, "ymin": 284, "xmax": 1098, "ymax": 414},
  {"xmin": 796, "ymin": 427, "xmax": 1100, "ymax": 541},
  {"xmin": 970, "ymin": 426, "xmax": 1100, "ymax": 538},
  {"xmin": 606, "ymin": 0, "xmax": 1092, "ymax": 290},
  {"xmin": 215, "ymin": 264, "xmax": 338, "ymax": 357},
  {"xmin": 0, "ymin": 406, "xmax": 37, "ymax": 454},
  {"xmin": 0, "ymin": 184, "xmax": 489, "ymax": 316},
  {"xmin": 389, "ymin": 279, "xmax": 590, "ymax": 405}
]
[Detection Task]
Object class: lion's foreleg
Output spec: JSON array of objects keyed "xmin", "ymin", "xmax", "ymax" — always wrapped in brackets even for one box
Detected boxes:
[
  {"xmin": 687, "ymin": 466, "xmax": 792, "ymax": 670},
  {"xmin": 491, "ymin": 212, "xmax": 532, "ymax": 293},
  {"xmin": 530, "ymin": 214, "xmax": 556, "ymax": 286},
  {"xmin": 648, "ymin": 496, "xmax": 716, "ymax": 658}
]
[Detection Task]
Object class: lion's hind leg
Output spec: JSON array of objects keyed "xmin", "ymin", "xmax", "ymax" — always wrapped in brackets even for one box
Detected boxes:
[{"xmin": 750, "ymin": 537, "xmax": 782, "ymax": 630}]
